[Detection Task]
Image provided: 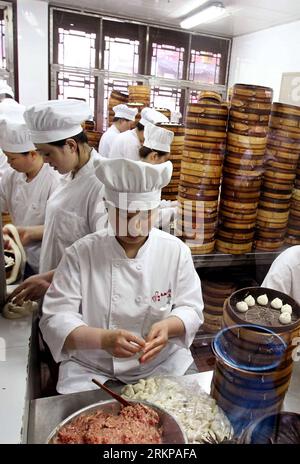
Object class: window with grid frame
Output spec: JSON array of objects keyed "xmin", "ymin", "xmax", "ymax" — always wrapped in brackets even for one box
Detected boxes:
[
  {"xmin": 189, "ymin": 35, "xmax": 229, "ymax": 86},
  {"xmin": 53, "ymin": 10, "xmax": 100, "ymax": 116}
]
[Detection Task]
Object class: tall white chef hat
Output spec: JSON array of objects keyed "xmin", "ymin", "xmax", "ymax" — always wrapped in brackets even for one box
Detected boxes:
[
  {"xmin": 143, "ymin": 123, "xmax": 174, "ymax": 152},
  {"xmin": 0, "ymin": 81, "xmax": 14, "ymax": 98},
  {"xmin": 95, "ymin": 158, "xmax": 172, "ymax": 211},
  {"xmin": 113, "ymin": 104, "xmax": 138, "ymax": 121},
  {"xmin": 0, "ymin": 118, "xmax": 35, "ymax": 153},
  {"xmin": 140, "ymin": 107, "xmax": 169, "ymax": 127},
  {"xmin": 23, "ymin": 99, "xmax": 92, "ymax": 143}
]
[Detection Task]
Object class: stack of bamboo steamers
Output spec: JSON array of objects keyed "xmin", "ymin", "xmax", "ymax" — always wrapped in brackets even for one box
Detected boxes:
[
  {"xmin": 255, "ymin": 103, "xmax": 300, "ymax": 251},
  {"xmin": 176, "ymin": 97, "xmax": 228, "ymax": 254},
  {"xmin": 158, "ymin": 123, "xmax": 185, "ymax": 201},
  {"xmin": 127, "ymin": 85, "xmax": 151, "ymax": 123},
  {"xmin": 216, "ymin": 84, "xmax": 273, "ymax": 254},
  {"xmin": 107, "ymin": 90, "xmax": 129, "ymax": 126},
  {"xmin": 286, "ymin": 158, "xmax": 300, "ymax": 245}
]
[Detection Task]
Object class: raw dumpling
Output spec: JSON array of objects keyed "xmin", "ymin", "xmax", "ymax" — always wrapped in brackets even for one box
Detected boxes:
[
  {"xmin": 271, "ymin": 298, "xmax": 283, "ymax": 310},
  {"xmin": 279, "ymin": 312, "xmax": 292, "ymax": 325},
  {"xmin": 244, "ymin": 295, "xmax": 255, "ymax": 307},
  {"xmin": 281, "ymin": 304, "xmax": 292, "ymax": 315},
  {"xmin": 257, "ymin": 294, "xmax": 268, "ymax": 306},
  {"xmin": 236, "ymin": 301, "xmax": 248, "ymax": 313}
]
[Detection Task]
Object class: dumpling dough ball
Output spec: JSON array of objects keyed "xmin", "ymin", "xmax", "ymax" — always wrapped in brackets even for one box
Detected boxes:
[
  {"xmin": 257, "ymin": 294, "xmax": 268, "ymax": 306},
  {"xmin": 236, "ymin": 301, "xmax": 248, "ymax": 313},
  {"xmin": 271, "ymin": 298, "xmax": 283, "ymax": 310},
  {"xmin": 244, "ymin": 295, "xmax": 255, "ymax": 307},
  {"xmin": 281, "ymin": 304, "xmax": 292, "ymax": 315},
  {"xmin": 279, "ymin": 312, "xmax": 292, "ymax": 325}
]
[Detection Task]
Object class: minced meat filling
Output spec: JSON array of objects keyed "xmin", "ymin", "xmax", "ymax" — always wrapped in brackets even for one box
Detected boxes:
[{"xmin": 54, "ymin": 403, "xmax": 162, "ymax": 444}]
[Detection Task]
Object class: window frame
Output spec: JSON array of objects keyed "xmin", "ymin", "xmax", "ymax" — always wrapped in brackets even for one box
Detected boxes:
[{"xmin": 50, "ymin": 6, "xmax": 231, "ymax": 131}]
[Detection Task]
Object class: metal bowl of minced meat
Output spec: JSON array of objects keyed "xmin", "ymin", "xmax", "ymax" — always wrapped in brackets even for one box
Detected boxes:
[{"xmin": 46, "ymin": 399, "xmax": 188, "ymax": 444}]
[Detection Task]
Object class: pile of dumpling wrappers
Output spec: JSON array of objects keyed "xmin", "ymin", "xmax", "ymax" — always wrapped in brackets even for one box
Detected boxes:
[{"xmin": 121, "ymin": 376, "xmax": 233, "ymax": 444}]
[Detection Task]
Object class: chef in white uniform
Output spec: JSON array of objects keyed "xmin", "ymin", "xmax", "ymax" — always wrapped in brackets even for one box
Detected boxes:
[
  {"xmin": 98, "ymin": 104, "xmax": 137, "ymax": 157},
  {"xmin": 262, "ymin": 246, "xmax": 300, "ymax": 303},
  {"xmin": 8, "ymin": 100, "xmax": 107, "ymax": 303},
  {"xmin": 0, "ymin": 113, "xmax": 60, "ymax": 275},
  {"xmin": 140, "ymin": 123, "xmax": 177, "ymax": 231},
  {"xmin": 40, "ymin": 158, "xmax": 203, "ymax": 394},
  {"xmin": 109, "ymin": 107, "xmax": 169, "ymax": 161}
]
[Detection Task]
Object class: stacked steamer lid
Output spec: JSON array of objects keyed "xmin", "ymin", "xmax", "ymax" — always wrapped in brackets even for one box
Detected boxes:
[
  {"xmin": 157, "ymin": 122, "xmax": 185, "ymax": 202},
  {"xmin": 286, "ymin": 158, "xmax": 300, "ymax": 245},
  {"xmin": 128, "ymin": 84, "xmax": 151, "ymax": 107},
  {"xmin": 255, "ymin": 103, "xmax": 300, "ymax": 251},
  {"xmin": 216, "ymin": 84, "xmax": 273, "ymax": 255},
  {"xmin": 198, "ymin": 90, "xmax": 223, "ymax": 104},
  {"xmin": 176, "ymin": 101, "xmax": 228, "ymax": 254},
  {"xmin": 211, "ymin": 286, "xmax": 300, "ymax": 434},
  {"xmin": 107, "ymin": 90, "xmax": 129, "ymax": 127},
  {"xmin": 201, "ymin": 278, "xmax": 238, "ymax": 334},
  {"xmin": 155, "ymin": 107, "xmax": 171, "ymax": 120}
]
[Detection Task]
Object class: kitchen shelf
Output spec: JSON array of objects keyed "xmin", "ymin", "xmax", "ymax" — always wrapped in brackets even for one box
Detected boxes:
[{"xmin": 192, "ymin": 246, "xmax": 290, "ymax": 269}]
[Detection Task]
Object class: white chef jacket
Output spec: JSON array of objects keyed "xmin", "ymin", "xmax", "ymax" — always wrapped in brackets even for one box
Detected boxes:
[
  {"xmin": 39, "ymin": 149, "xmax": 106, "ymax": 273},
  {"xmin": 109, "ymin": 129, "xmax": 141, "ymax": 160},
  {"xmin": 0, "ymin": 163, "xmax": 60, "ymax": 272},
  {"xmin": 262, "ymin": 245, "xmax": 300, "ymax": 304},
  {"xmin": 98, "ymin": 124, "xmax": 120, "ymax": 157},
  {"xmin": 40, "ymin": 227, "xmax": 204, "ymax": 394}
]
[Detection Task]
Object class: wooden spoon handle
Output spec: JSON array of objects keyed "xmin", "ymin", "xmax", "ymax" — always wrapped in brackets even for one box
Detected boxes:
[{"xmin": 92, "ymin": 378, "xmax": 130, "ymax": 407}]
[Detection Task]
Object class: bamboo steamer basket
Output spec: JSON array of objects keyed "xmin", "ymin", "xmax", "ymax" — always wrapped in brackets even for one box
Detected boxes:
[
  {"xmin": 85, "ymin": 130, "xmax": 101, "ymax": 149},
  {"xmin": 232, "ymin": 84, "xmax": 273, "ymax": 100},
  {"xmin": 255, "ymin": 239, "xmax": 285, "ymax": 251},
  {"xmin": 198, "ymin": 90, "xmax": 222, "ymax": 104},
  {"xmin": 211, "ymin": 286, "xmax": 300, "ymax": 433},
  {"xmin": 215, "ymin": 240, "xmax": 253, "ymax": 254},
  {"xmin": 229, "ymin": 109, "xmax": 270, "ymax": 124},
  {"xmin": 157, "ymin": 123, "xmax": 184, "ymax": 202},
  {"xmin": 227, "ymin": 132, "xmax": 267, "ymax": 148},
  {"xmin": 201, "ymin": 280, "xmax": 237, "ymax": 333},
  {"xmin": 179, "ymin": 102, "xmax": 228, "ymax": 253},
  {"xmin": 185, "ymin": 241, "xmax": 215, "ymax": 254},
  {"xmin": 128, "ymin": 85, "xmax": 150, "ymax": 106},
  {"xmin": 256, "ymin": 101, "xmax": 300, "ymax": 251}
]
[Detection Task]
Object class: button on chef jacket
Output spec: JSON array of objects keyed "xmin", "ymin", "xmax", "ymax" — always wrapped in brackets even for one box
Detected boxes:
[
  {"xmin": 0, "ymin": 163, "xmax": 60, "ymax": 273},
  {"xmin": 40, "ymin": 228, "xmax": 204, "ymax": 394},
  {"xmin": 98, "ymin": 124, "xmax": 120, "ymax": 157},
  {"xmin": 109, "ymin": 129, "xmax": 141, "ymax": 161},
  {"xmin": 39, "ymin": 149, "xmax": 106, "ymax": 273},
  {"xmin": 262, "ymin": 245, "xmax": 300, "ymax": 304}
]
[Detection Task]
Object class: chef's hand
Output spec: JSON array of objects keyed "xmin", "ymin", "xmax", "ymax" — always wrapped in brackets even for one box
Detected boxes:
[
  {"xmin": 16, "ymin": 227, "xmax": 34, "ymax": 246},
  {"xmin": 139, "ymin": 320, "xmax": 169, "ymax": 364},
  {"xmin": 7, "ymin": 271, "xmax": 54, "ymax": 304},
  {"xmin": 101, "ymin": 329, "xmax": 146, "ymax": 358},
  {"xmin": 16, "ymin": 226, "xmax": 44, "ymax": 246}
]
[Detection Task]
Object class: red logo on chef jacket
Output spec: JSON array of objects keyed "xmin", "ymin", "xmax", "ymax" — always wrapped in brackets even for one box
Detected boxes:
[{"xmin": 152, "ymin": 288, "xmax": 172, "ymax": 304}]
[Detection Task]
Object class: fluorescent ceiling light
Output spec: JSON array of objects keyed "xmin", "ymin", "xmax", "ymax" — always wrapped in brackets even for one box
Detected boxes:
[{"xmin": 180, "ymin": 3, "xmax": 226, "ymax": 29}]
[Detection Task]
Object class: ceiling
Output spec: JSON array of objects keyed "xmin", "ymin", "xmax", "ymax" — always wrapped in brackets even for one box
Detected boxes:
[{"xmin": 44, "ymin": 0, "xmax": 300, "ymax": 37}]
